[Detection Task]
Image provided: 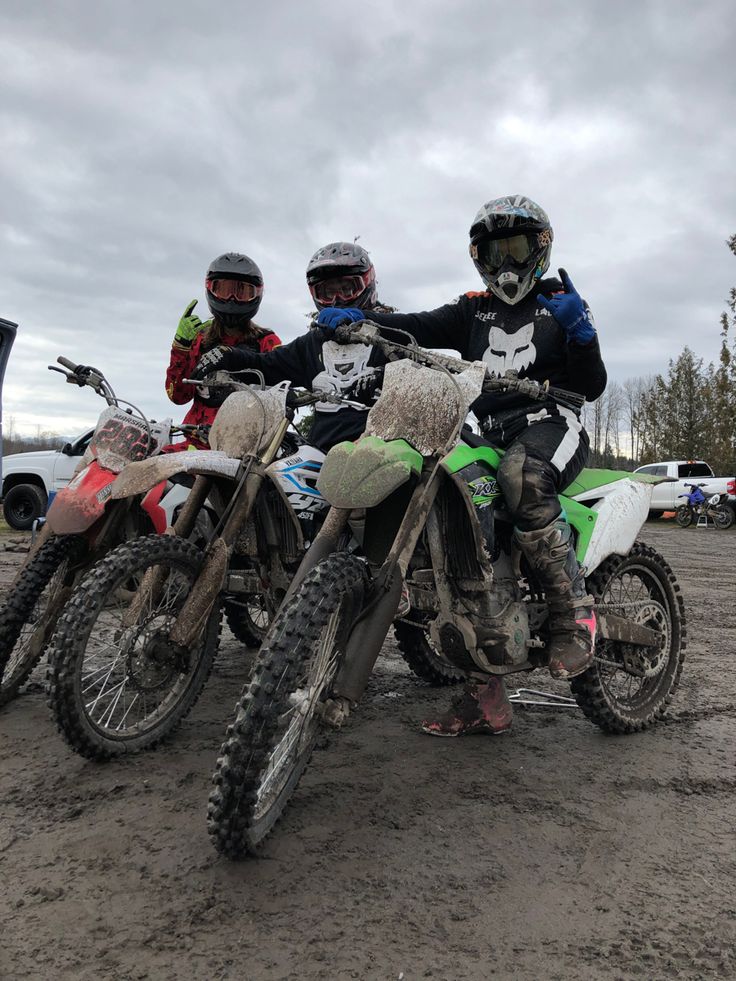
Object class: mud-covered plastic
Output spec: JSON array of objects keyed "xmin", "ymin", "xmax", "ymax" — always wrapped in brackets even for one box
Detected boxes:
[{"xmin": 364, "ymin": 359, "xmax": 486, "ymax": 456}]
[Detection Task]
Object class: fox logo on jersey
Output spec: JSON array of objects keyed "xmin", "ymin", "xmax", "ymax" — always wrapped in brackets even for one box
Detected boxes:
[{"xmin": 482, "ymin": 322, "xmax": 537, "ymax": 376}]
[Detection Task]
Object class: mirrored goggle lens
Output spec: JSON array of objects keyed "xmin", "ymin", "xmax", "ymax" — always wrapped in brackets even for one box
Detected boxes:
[
  {"xmin": 479, "ymin": 234, "xmax": 536, "ymax": 272},
  {"xmin": 206, "ymin": 278, "xmax": 262, "ymax": 302},
  {"xmin": 310, "ymin": 273, "xmax": 368, "ymax": 304}
]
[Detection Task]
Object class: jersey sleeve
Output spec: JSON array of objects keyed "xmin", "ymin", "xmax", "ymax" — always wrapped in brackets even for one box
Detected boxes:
[
  {"xmin": 367, "ymin": 298, "xmax": 472, "ymax": 354},
  {"xmin": 165, "ymin": 340, "xmax": 199, "ymax": 404},
  {"xmin": 259, "ymin": 331, "xmax": 282, "ymax": 353},
  {"xmin": 565, "ymin": 305, "xmax": 607, "ymax": 400},
  {"xmin": 225, "ymin": 333, "xmax": 316, "ymax": 388}
]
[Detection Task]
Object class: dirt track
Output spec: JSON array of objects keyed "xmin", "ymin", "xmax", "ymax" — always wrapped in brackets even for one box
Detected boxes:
[{"xmin": 1, "ymin": 522, "xmax": 735, "ymax": 981}]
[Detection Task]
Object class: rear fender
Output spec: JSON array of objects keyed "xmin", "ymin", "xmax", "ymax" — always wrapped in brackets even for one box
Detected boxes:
[
  {"xmin": 316, "ymin": 436, "xmax": 422, "ymax": 509},
  {"xmin": 45, "ymin": 461, "xmax": 117, "ymax": 535}
]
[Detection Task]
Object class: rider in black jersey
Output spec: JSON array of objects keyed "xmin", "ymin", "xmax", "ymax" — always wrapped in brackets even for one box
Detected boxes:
[
  {"xmin": 317, "ymin": 195, "xmax": 607, "ymax": 737},
  {"xmin": 191, "ymin": 241, "xmax": 393, "ymax": 452}
]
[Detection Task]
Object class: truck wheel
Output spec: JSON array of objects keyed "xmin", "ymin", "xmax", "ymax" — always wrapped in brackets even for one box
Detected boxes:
[{"xmin": 2, "ymin": 484, "xmax": 47, "ymax": 530}]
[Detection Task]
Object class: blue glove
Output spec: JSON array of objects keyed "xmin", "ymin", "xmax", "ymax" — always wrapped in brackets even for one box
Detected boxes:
[
  {"xmin": 316, "ymin": 307, "xmax": 364, "ymax": 330},
  {"xmin": 537, "ymin": 268, "xmax": 596, "ymax": 344}
]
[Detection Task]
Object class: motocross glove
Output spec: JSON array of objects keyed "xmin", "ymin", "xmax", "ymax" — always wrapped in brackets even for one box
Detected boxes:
[
  {"xmin": 537, "ymin": 269, "xmax": 596, "ymax": 344},
  {"xmin": 345, "ymin": 370, "xmax": 383, "ymax": 406},
  {"xmin": 316, "ymin": 307, "xmax": 364, "ymax": 330},
  {"xmin": 174, "ymin": 299, "xmax": 210, "ymax": 347},
  {"xmin": 191, "ymin": 345, "xmax": 255, "ymax": 380}
]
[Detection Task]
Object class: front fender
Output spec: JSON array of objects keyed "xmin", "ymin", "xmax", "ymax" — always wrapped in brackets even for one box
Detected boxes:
[
  {"xmin": 46, "ymin": 462, "xmax": 116, "ymax": 535},
  {"xmin": 316, "ymin": 436, "xmax": 422, "ymax": 509},
  {"xmin": 110, "ymin": 450, "xmax": 240, "ymax": 500}
]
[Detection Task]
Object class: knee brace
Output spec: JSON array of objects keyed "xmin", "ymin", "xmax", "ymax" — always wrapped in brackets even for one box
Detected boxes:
[{"xmin": 498, "ymin": 445, "xmax": 561, "ymax": 531}]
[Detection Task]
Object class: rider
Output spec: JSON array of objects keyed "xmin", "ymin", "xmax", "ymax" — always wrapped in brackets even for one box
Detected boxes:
[
  {"xmin": 190, "ymin": 241, "xmax": 393, "ymax": 452},
  {"xmin": 316, "ymin": 195, "xmax": 608, "ymax": 736},
  {"xmin": 165, "ymin": 252, "xmax": 281, "ymax": 448}
]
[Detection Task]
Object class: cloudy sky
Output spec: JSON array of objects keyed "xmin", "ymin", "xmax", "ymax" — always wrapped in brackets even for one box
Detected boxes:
[{"xmin": 1, "ymin": 0, "xmax": 734, "ymax": 437}]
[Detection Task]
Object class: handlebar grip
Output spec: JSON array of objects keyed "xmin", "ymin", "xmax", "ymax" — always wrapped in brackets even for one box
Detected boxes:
[{"xmin": 57, "ymin": 356, "xmax": 79, "ymax": 372}]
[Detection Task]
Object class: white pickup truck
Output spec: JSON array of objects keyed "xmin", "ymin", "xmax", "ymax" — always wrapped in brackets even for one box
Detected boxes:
[
  {"xmin": 1, "ymin": 429, "xmax": 93, "ymax": 529},
  {"xmin": 633, "ymin": 460, "xmax": 736, "ymax": 518}
]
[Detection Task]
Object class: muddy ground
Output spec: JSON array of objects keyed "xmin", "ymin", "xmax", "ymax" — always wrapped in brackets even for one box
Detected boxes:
[{"xmin": 0, "ymin": 521, "xmax": 734, "ymax": 981}]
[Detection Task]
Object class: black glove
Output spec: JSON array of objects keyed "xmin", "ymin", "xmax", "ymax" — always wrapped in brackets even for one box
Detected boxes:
[
  {"xmin": 191, "ymin": 345, "xmax": 254, "ymax": 381},
  {"xmin": 345, "ymin": 370, "xmax": 382, "ymax": 406}
]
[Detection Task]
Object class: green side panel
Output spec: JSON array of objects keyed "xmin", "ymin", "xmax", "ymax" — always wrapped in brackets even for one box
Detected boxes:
[
  {"xmin": 316, "ymin": 436, "xmax": 422, "ymax": 509},
  {"xmin": 442, "ymin": 442, "xmax": 504, "ymax": 474},
  {"xmin": 558, "ymin": 494, "xmax": 598, "ymax": 563}
]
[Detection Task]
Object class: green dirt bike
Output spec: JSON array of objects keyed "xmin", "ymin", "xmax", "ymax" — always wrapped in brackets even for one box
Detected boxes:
[{"xmin": 208, "ymin": 322, "xmax": 687, "ymax": 857}]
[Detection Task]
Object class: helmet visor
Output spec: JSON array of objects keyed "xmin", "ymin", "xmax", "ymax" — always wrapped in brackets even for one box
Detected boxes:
[
  {"xmin": 206, "ymin": 278, "xmax": 263, "ymax": 303},
  {"xmin": 309, "ymin": 272, "xmax": 371, "ymax": 305},
  {"xmin": 475, "ymin": 234, "xmax": 538, "ymax": 274}
]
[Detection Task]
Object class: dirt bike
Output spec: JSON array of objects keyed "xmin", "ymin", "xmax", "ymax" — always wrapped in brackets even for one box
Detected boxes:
[
  {"xmin": 45, "ymin": 372, "xmax": 369, "ymax": 759},
  {"xmin": 0, "ymin": 358, "xmax": 200, "ymax": 707},
  {"xmin": 208, "ymin": 321, "xmax": 687, "ymax": 857},
  {"xmin": 675, "ymin": 484, "xmax": 734, "ymax": 529}
]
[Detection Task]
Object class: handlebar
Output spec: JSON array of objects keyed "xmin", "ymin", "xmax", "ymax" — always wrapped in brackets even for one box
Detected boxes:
[
  {"xmin": 333, "ymin": 321, "xmax": 586, "ymax": 411},
  {"xmin": 48, "ymin": 356, "xmax": 118, "ymax": 406},
  {"xmin": 183, "ymin": 373, "xmax": 367, "ymax": 412},
  {"xmin": 56, "ymin": 356, "xmax": 79, "ymax": 373}
]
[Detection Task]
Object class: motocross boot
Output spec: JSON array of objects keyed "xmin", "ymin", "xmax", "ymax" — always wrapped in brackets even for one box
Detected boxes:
[
  {"xmin": 421, "ymin": 677, "xmax": 513, "ymax": 737},
  {"xmin": 514, "ymin": 518, "xmax": 596, "ymax": 680}
]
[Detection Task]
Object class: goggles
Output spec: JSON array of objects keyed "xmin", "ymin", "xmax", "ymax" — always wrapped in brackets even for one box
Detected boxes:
[
  {"xmin": 475, "ymin": 233, "xmax": 540, "ymax": 273},
  {"xmin": 205, "ymin": 277, "xmax": 263, "ymax": 303},
  {"xmin": 309, "ymin": 271, "xmax": 371, "ymax": 305}
]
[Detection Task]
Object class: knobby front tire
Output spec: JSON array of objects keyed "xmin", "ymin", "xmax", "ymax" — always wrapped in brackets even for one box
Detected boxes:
[
  {"xmin": 47, "ymin": 535, "xmax": 220, "ymax": 759},
  {"xmin": 0, "ymin": 534, "xmax": 85, "ymax": 707},
  {"xmin": 208, "ymin": 551, "xmax": 369, "ymax": 858}
]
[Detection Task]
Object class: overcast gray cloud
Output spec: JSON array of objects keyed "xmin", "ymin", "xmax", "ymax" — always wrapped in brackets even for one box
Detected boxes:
[{"xmin": 1, "ymin": 0, "xmax": 734, "ymax": 436}]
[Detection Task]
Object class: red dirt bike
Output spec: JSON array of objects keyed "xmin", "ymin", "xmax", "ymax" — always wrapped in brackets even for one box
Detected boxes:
[{"xmin": 0, "ymin": 358, "xmax": 202, "ymax": 707}]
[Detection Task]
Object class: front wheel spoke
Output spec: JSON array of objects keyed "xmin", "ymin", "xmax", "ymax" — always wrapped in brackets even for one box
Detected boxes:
[
  {"xmin": 85, "ymin": 674, "xmax": 126, "ymax": 716},
  {"xmin": 83, "ymin": 657, "xmax": 125, "ymax": 707},
  {"xmin": 81, "ymin": 657, "xmax": 124, "ymax": 694},
  {"xmin": 115, "ymin": 692, "xmax": 140, "ymax": 730},
  {"xmin": 98, "ymin": 677, "xmax": 128, "ymax": 727}
]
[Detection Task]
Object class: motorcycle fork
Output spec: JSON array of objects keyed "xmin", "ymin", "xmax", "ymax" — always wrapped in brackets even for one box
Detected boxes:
[
  {"xmin": 332, "ymin": 468, "xmax": 441, "ymax": 704},
  {"xmin": 168, "ymin": 419, "xmax": 289, "ymax": 648}
]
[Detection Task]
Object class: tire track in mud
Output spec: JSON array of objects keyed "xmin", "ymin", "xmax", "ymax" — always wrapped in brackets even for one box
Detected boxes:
[{"xmin": 1, "ymin": 523, "xmax": 736, "ymax": 980}]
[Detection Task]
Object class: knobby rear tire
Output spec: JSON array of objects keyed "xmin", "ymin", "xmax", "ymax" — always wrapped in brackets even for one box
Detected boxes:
[
  {"xmin": 47, "ymin": 535, "xmax": 220, "ymax": 759},
  {"xmin": 208, "ymin": 551, "xmax": 368, "ymax": 858},
  {"xmin": 571, "ymin": 542, "xmax": 686, "ymax": 734},
  {"xmin": 0, "ymin": 534, "xmax": 85, "ymax": 707}
]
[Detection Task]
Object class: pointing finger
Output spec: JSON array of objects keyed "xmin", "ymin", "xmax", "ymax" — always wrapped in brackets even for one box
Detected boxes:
[{"xmin": 558, "ymin": 268, "xmax": 576, "ymax": 294}]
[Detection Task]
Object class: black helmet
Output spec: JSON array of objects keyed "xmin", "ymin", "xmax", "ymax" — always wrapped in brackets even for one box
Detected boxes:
[
  {"xmin": 306, "ymin": 241, "xmax": 377, "ymax": 311},
  {"xmin": 469, "ymin": 196, "xmax": 553, "ymax": 305},
  {"xmin": 205, "ymin": 252, "xmax": 264, "ymax": 328}
]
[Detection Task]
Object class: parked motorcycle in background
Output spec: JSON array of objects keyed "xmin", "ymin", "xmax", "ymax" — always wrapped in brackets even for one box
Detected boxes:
[{"xmin": 675, "ymin": 483, "xmax": 734, "ymax": 529}]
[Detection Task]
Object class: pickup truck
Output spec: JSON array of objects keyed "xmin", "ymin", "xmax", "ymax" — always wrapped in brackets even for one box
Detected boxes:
[
  {"xmin": 633, "ymin": 460, "xmax": 736, "ymax": 518},
  {"xmin": 1, "ymin": 429, "xmax": 93, "ymax": 529}
]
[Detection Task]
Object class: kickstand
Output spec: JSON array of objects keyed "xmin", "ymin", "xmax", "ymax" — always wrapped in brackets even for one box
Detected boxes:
[{"xmin": 508, "ymin": 688, "xmax": 578, "ymax": 709}]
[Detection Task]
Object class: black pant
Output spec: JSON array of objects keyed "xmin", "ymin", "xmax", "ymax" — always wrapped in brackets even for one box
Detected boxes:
[{"xmin": 493, "ymin": 412, "xmax": 589, "ymax": 531}]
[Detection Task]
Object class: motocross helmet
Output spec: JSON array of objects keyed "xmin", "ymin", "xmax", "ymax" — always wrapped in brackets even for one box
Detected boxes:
[
  {"xmin": 205, "ymin": 252, "xmax": 264, "ymax": 328},
  {"xmin": 469, "ymin": 196, "xmax": 553, "ymax": 305},
  {"xmin": 306, "ymin": 241, "xmax": 377, "ymax": 311}
]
